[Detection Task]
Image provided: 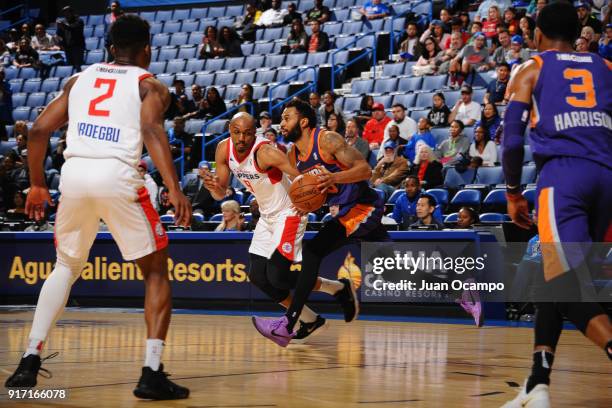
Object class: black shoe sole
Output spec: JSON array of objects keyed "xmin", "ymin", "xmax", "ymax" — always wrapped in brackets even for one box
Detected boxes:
[
  {"xmin": 133, "ymin": 387, "xmax": 189, "ymax": 400},
  {"xmin": 292, "ymin": 319, "xmax": 328, "ymax": 345}
]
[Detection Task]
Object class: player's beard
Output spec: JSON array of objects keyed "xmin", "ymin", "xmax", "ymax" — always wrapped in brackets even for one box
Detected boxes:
[{"xmin": 284, "ymin": 123, "xmax": 303, "ymax": 143}]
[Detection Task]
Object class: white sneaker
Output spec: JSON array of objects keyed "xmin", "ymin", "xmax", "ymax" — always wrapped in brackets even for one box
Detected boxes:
[{"xmin": 501, "ymin": 380, "xmax": 551, "ymax": 408}]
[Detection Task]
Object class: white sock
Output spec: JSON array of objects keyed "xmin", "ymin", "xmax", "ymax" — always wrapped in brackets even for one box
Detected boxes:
[
  {"xmin": 299, "ymin": 306, "xmax": 318, "ymax": 324},
  {"xmin": 145, "ymin": 339, "xmax": 164, "ymax": 371},
  {"xmin": 24, "ymin": 338, "xmax": 45, "ymax": 357},
  {"xmin": 317, "ymin": 278, "xmax": 345, "ymax": 295}
]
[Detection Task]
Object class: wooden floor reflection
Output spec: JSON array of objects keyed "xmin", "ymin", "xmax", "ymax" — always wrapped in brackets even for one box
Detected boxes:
[{"xmin": 0, "ymin": 310, "xmax": 610, "ymax": 407}]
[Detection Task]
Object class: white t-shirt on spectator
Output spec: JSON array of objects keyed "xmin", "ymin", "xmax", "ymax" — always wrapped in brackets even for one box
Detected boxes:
[
  {"xmin": 469, "ymin": 140, "xmax": 497, "ymax": 166},
  {"xmin": 258, "ymin": 8, "xmax": 288, "ymax": 27},
  {"xmin": 454, "ymin": 101, "xmax": 481, "ymax": 126}
]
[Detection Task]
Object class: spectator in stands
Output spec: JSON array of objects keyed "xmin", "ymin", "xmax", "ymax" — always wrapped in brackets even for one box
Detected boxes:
[
  {"xmin": 183, "ymin": 161, "xmax": 218, "ymax": 217},
  {"xmin": 482, "ymin": 6, "xmax": 502, "ymax": 39},
  {"xmin": 184, "ymin": 86, "xmax": 227, "ymax": 120},
  {"xmin": 326, "ymin": 112, "xmax": 345, "ymax": 134},
  {"xmin": 283, "ymin": 3, "xmax": 302, "ymax": 25},
  {"xmin": 449, "ymin": 85, "xmax": 481, "ymax": 126},
  {"xmin": 360, "ymin": 0, "xmax": 390, "ymax": 20},
  {"xmin": 256, "ymin": 111, "xmax": 273, "ymax": 136},
  {"xmin": 344, "ymin": 119, "xmax": 370, "ymax": 159},
  {"xmin": 484, "ymin": 63, "xmax": 510, "ymax": 105},
  {"xmin": 392, "ymin": 176, "xmax": 441, "ymax": 228},
  {"xmin": 31, "ymin": 24, "xmax": 60, "ymax": 51},
  {"xmin": 427, "ymin": 92, "xmax": 451, "ymax": 127},
  {"xmin": 469, "ymin": 124, "xmax": 497, "ymax": 166},
  {"xmin": 258, "ymin": 0, "xmax": 288, "ymax": 28},
  {"xmin": 443, "ymin": 18, "xmax": 470, "ymax": 49},
  {"xmin": 218, "ymin": 26, "xmax": 244, "ymax": 58},
  {"xmin": 412, "ymin": 36, "xmax": 442, "ymax": 76},
  {"xmin": 466, "ymin": 22, "xmax": 483, "ymax": 46},
  {"xmin": 309, "ymin": 92, "xmax": 324, "ymax": 125},
  {"xmin": 399, "ymin": 21, "xmax": 421, "ymax": 61},
  {"xmin": 232, "ymin": 84, "xmax": 257, "ymax": 114},
  {"xmin": 235, "ymin": 3, "xmax": 258, "ymax": 42},
  {"xmin": 215, "ymin": 200, "xmax": 245, "ymax": 231},
  {"xmin": 355, "ymin": 95, "xmax": 374, "ymax": 126},
  {"xmin": 169, "ymin": 117, "xmax": 194, "ymax": 169},
  {"xmin": 157, "ymin": 186, "xmax": 174, "ymax": 215},
  {"xmin": 380, "ymin": 104, "xmax": 416, "ymax": 158},
  {"xmin": 0, "ymin": 40, "xmax": 12, "ymax": 68},
  {"xmin": 21, "ymin": 23, "xmax": 32, "ymax": 38},
  {"xmin": 439, "ymin": 8, "xmax": 452, "ymax": 33},
  {"xmin": 283, "ymin": 19, "xmax": 308, "ymax": 53},
  {"xmin": 5, "ymin": 28, "xmax": 20, "ymax": 53},
  {"xmin": 598, "ymin": 23, "xmax": 612, "ymax": 60},
  {"xmin": 7, "ymin": 191, "xmax": 27, "ymax": 218},
  {"xmin": 166, "ymin": 80, "xmax": 189, "ymax": 119},
  {"xmin": 575, "ymin": 36, "xmax": 590, "ymax": 52},
  {"xmin": 480, "ymin": 102, "xmax": 501, "ymax": 139},
  {"xmin": 410, "ymin": 144, "xmax": 443, "ymax": 188},
  {"xmin": 11, "ymin": 132, "xmax": 28, "ymax": 161},
  {"xmin": 490, "ymin": 29, "xmax": 511, "ymax": 67},
  {"xmin": 576, "ymin": 2, "xmax": 602, "ymax": 40},
  {"xmin": 438, "ymin": 32, "xmax": 465, "ymax": 74},
  {"xmin": 518, "ymin": 16, "xmax": 536, "ymax": 49},
  {"xmin": 137, "ymin": 160, "xmax": 159, "ymax": 211},
  {"xmin": 420, "ymin": 20, "xmax": 450, "ymax": 50},
  {"xmin": 264, "ymin": 128, "xmax": 287, "ymax": 153},
  {"xmin": 243, "ymin": 198, "xmax": 260, "ymax": 231},
  {"xmin": 199, "ymin": 26, "xmax": 223, "ymax": 59},
  {"xmin": 106, "ymin": 1, "xmax": 123, "ymax": 24},
  {"xmin": 502, "ymin": 7, "xmax": 520, "ymax": 35},
  {"xmin": 307, "ymin": 20, "xmax": 330, "ymax": 53},
  {"xmin": 56, "ymin": 6, "xmax": 85, "ymax": 70},
  {"xmin": 0, "ymin": 68, "xmax": 12, "ymax": 141},
  {"xmin": 475, "ymin": 0, "xmax": 511, "ymax": 22},
  {"xmin": 410, "ymin": 193, "xmax": 445, "ymax": 229},
  {"xmin": 449, "ymin": 33, "xmax": 490, "ymax": 87},
  {"xmin": 437, "ymin": 120, "xmax": 470, "ymax": 166},
  {"xmin": 581, "ymin": 26, "xmax": 600, "ymax": 53},
  {"xmin": 402, "ymin": 117, "xmax": 436, "ymax": 163},
  {"xmin": 304, "ymin": 0, "xmax": 329, "ymax": 23},
  {"xmin": 456, "ymin": 206, "xmax": 479, "ymax": 228},
  {"xmin": 506, "ymin": 35, "xmax": 530, "ymax": 69},
  {"xmin": 319, "ymin": 91, "xmax": 345, "ymax": 127},
  {"xmin": 363, "ymin": 103, "xmax": 390, "ymax": 150},
  {"xmin": 191, "ymin": 84, "xmax": 204, "ymax": 106},
  {"xmin": 328, "ymin": 204, "xmax": 339, "ymax": 218},
  {"xmin": 371, "ymin": 141, "xmax": 409, "ymax": 199},
  {"xmin": 528, "ymin": 0, "xmax": 547, "ymax": 21},
  {"xmin": 13, "ymin": 150, "xmax": 29, "ymax": 191},
  {"xmin": 51, "ymin": 126, "xmax": 67, "ymax": 170},
  {"xmin": 459, "ymin": 11, "xmax": 471, "ymax": 31},
  {"xmin": 13, "ymin": 38, "xmax": 40, "ymax": 70}
]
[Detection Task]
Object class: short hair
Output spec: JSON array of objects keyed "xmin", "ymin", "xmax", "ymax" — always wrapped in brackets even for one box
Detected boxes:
[
  {"xmin": 405, "ymin": 175, "xmax": 420, "ymax": 186},
  {"xmin": 497, "ymin": 62, "xmax": 511, "ymax": 70},
  {"xmin": 110, "ymin": 15, "xmax": 150, "ymax": 54},
  {"xmin": 433, "ymin": 92, "xmax": 445, "ymax": 101},
  {"xmin": 497, "ymin": 27, "xmax": 509, "ymax": 36},
  {"xmin": 323, "ymin": 90, "xmax": 336, "ymax": 100},
  {"xmin": 419, "ymin": 193, "xmax": 437, "ymax": 208},
  {"xmin": 452, "ymin": 119, "xmax": 465, "ymax": 130},
  {"xmin": 284, "ymin": 98, "xmax": 317, "ymax": 128},
  {"xmin": 537, "ymin": 2, "xmax": 579, "ymax": 43},
  {"xmin": 173, "ymin": 79, "xmax": 185, "ymax": 87},
  {"xmin": 391, "ymin": 103, "xmax": 406, "ymax": 111}
]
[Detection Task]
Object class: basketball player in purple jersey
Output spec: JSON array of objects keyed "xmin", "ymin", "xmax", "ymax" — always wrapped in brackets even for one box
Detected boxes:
[{"xmin": 501, "ymin": 3, "xmax": 612, "ymax": 406}]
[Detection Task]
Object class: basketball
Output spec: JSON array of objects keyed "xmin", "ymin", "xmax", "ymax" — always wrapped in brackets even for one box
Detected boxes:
[{"xmin": 289, "ymin": 174, "xmax": 327, "ymax": 213}]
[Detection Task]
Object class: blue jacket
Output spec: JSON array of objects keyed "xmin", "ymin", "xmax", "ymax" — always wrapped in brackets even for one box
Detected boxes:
[
  {"xmin": 392, "ymin": 191, "xmax": 443, "ymax": 227},
  {"xmin": 402, "ymin": 131, "xmax": 436, "ymax": 162}
]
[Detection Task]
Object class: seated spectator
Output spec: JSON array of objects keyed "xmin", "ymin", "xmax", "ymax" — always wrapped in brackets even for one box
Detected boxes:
[
  {"xmin": 491, "ymin": 29, "xmax": 512, "ymax": 67},
  {"xmin": 392, "ymin": 176, "xmax": 444, "ymax": 229},
  {"xmin": 402, "ymin": 117, "xmax": 436, "ymax": 162},
  {"xmin": 502, "ymin": 7, "xmax": 520, "ymax": 35},
  {"xmin": 309, "ymin": 92, "xmax": 323, "ymax": 125},
  {"xmin": 371, "ymin": 141, "xmax": 409, "ymax": 199},
  {"xmin": 484, "ymin": 63, "xmax": 510, "ymax": 105},
  {"xmin": 581, "ymin": 26, "xmax": 600, "ymax": 53},
  {"xmin": 518, "ymin": 16, "xmax": 536, "ymax": 49},
  {"xmin": 379, "ymin": 104, "xmax": 416, "ymax": 158},
  {"xmin": 469, "ymin": 125, "xmax": 497, "ymax": 166},
  {"xmin": 243, "ymin": 198, "xmax": 260, "ymax": 231},
  {"xmin": 319, "ymin": 91, "xmax": 345, "ymax": 127},
  {"xmin": 576, "ymin": 2, "xmax": 602, "ymax": 41},
  {"xmin": 305, "ymin": 0, "xmax": 330, "ymax": 23},
  {"xmin": 7, "ymin": 191, "xmax": 27, "ymax": 219},
  {"xmin": 598, "ymin": 23, "xmax": 612, "ymax": 60},
  {"xmin": 480, "ymin": 102, "xmax": 501, "ymax": 141},
  {"xmin": 184, "ymin": 86, "xmax": 227, "ymax": 120},
  {"xmin": 183, "ymin": 161, "xmax": 219, "ymax": 217},
  {"xmin": 468, "ymin": 156, "xmax": 484, "ymax": 170},
  {"xmin": 264, "ymin": 128, "xmax": 287, "ymax": 153},
  {"xmin": 168, "ymin": 117, "xmax": 194, "ymax": 168},
  {"xmin": 436, "ymin": 120, "xmax": 470, "ymax": 166},
  {"xmin": 166, "ymin": 80, "xmax": 192, "ymax": 119},
  {"xmin": 328, "ymin": 204, "xmax": 339, "ymax": 218},
  {"xmin": 283, "ymin": 19, "xmax": 308, "ymax": 53},
  {"xmin": 21, "ymin": 23, "xmax": 31, "ymax": 38},
  {"xmin": 158, "ymin": 186, "xmax": 174, "ymax": 215},
  {"xmin": 51, "ymin": 127, "xmax": 66, "ymax": 170},
  {"xmin": 482, "ymin": 6, "xmax": 502, "ymax": 39},
  {"xmin": 307, "ymin": 20, "xmax": 330, "ymax": 53},
  {"xmin": 13, "ymin": 150, "xmax": 29, "ymax": 191},
  {"xmin": 137, "ymin": 160, "xmax": 159, "ymax": 211},
  {"xmin": 13, "ymin": 38, "xmax": 40, "ymax": 70},
  {"xmin": 218, "ymin": 26, "xmax": 243, "ymax": 57},
  {"xmin": 382, "ymin": 124, "xmax": 401, "ymax": 150},
  {"xmin": 0, "ymin": 69, "xmax": 12, "ymax": 141},
  {"xmin": 412, "ymin": 36, "xmax": 442, "ymax": 76},
  {"xmin": 427, "ymin": 92, "xmax": 451, "ymax": 127},
  {"xmin": 363, "ymin": 103, "xmax": 390, "ymax": 150},
  {"xmin": 466, "ymin": 22, "xmax": 483, "ymax": 46},
  {"xmin": 449, "ymin": 33, "xmax": 490, "ymax": 87},
  {"xmin": 399, "ymin": 21, "xmax": 421, "ymax": 61},
  {"xmin": 232, "ymin": 84, "xmax": 257, "ymax": 114},
  {"xmin": 10, "ymin": 133, "xmax": 28, "ymax": 162},
  {"xmin": 410, "ymin": 193, "xmax": 445, "ymax": 229},
  {"xmin": 475, "ymin": 0, "xmax": 512, "ymax": 22},
  {"xmin": 0, "ymin": 40, "xmax": 12, "ymax": 68},
  {"xmin": 234, "ymin": 3, "xmax": 258, "ymax": 42},
  {"xmin": 438, "ymin": 32, "xmax": 465, "ymax": 74},
  {"xmin": 190, "ymin": 84, "xmax": 204, "ymax": 107},
  {"xmin": 31, "ymin": 24, "xmax": 60, "ymax": 51},
  {"xmin": 459, "ymin": 11, "xmax": 471, "ymax": 31},
  {"xmin": 199, "ymin": 26, "xmax": 223, "ymax": 59},
  {"xmin": 449, "ymin": 85, "xmax": 481, "ymax": 127},
  {"xmin": 283, "ymin": 3, "xmax": 302, "ymax": 25},
  {"xmin": 344, "ymin": 119, "xmax": 370, "ymax": 160},
  {"xmin": 528, "ymin": 0, "xmax": 547, "ymax": 21},
  {"xmin": 256, "ymin": 111, "xmax": 273, "ymax": 137},
  {"xmin": 5, "ymin": 28, "xmax": 20, "ymax": 53},
  {"xmin": 56, "ymin": 6, "xmax": 85, "ymax": 70},
  {"xmin": 439, "ymin": 8, "xmax": 452, "ymax": 33},
  {"xmin": 258, "ymin": 0, "xmax": 288, "ymax": 28},
  {"xmin": 215, "ymin": 200, "xmax": 245, "ymax": 231},
  {"xmin": 419, "ymin": 20, "xmax": 450, "ymax": 50},
  {"xmin": 326, "ymin": 112, "xmax": 345, "ymax": 134},
  {"xmin": 575, "ymin": 36, "xmax": 590, "ymax": 52},
  {"xmin": 354, "ymin": 95, "xmax": 374, "ymax": 127},
  {"xmin": 506, "ymin": 35, "xmax": 530, "ymax": 69},
  {"xmin": 360, "ymin": 0, "xmax": 390, "ymax": 20},
  {"xmin": 456, "ymin": 206, "xmax": 480, "ymax": 228},
  {"xmin": 410, "ymin": 144, "xmax": 443, "ymax": 188}
]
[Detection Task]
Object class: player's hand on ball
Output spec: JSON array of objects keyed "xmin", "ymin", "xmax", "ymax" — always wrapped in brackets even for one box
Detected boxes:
[
  {"xmin": 168, "ymin": 188, "xmax": 192, "ymax": 227},
  {"xmin": 507, "ymin": 193, "xmax": 532, "ymax": 229},
  {"xmin": 316, "ymin": 166, "xmax": 336, "ymax": 193},
  {"xmin": 25, "ymin": 186, "xmax": 54, "ymax": 221}
]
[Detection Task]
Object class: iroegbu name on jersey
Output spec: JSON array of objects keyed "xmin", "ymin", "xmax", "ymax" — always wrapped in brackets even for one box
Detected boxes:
[{"xmin": 77, "ymin": 122, "xmax": 121, "ymax": 143}]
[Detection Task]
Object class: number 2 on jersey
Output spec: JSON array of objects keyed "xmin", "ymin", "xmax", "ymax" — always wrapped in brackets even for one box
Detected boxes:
[
  {"xmin": 563, "ymin": 69, "xmax": 596, "ymax": 109},
  {"xmin": 243, "ymin": 179, "xmax": 254, "ymax": 193},
  {"xmin": 88, "ymin": 78, "xmax": 117, "ymax": 117}
]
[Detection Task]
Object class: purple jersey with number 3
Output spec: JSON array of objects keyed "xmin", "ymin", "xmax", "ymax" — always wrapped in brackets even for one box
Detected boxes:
[{"xmin": 529, "ymin": 50, "xmax": 612, "ymax": 169}]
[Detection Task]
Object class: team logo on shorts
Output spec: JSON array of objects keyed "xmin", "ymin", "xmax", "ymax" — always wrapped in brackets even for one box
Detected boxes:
[
  {"xmin": 155, "ymin": 222, "xmax": 165, "ymax": 237},
  {"xmin": 281, "ymin": 242, "xmax": 293, "ymax": 254}
]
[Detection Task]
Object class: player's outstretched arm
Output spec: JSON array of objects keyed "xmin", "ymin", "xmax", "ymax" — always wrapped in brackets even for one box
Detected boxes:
[
  {"xmin": 203, "ymin": 139, "xmax": 231, "ymax": 201},
  {"xmin": 256, "ymin": 143, "xmax": 301, "ymax": 178},
  {"xmin": 317, "ymin": 131, "xmax": 372, "ymax": 191},
  {"xmin": 140, "ymin": 77, "xmax": 192, "ymax": 226}
]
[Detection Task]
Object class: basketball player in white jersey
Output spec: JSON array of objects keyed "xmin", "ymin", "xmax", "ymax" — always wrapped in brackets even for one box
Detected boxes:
[
  {"xmin": 4, "ymin": 16, "xmax": 191, "ymax": 400},
  {"xmin": 203, "ymin": 112, "xmax": 358, "ymax": 345}
]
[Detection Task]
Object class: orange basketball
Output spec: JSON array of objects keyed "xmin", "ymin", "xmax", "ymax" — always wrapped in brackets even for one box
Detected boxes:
[{"xmin": 289, "ymin": 173, "xmax": 327, "ymax": 213}]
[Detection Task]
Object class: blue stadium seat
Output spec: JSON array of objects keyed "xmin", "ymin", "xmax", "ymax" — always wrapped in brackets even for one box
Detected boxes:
[
  {"xmin": 45, "ymin": 91, "xmax": 60, "ymax": 105},
  {"xmin": 155, "ymin": 10, "xmax": 173, "ymax": 22},
  {"xmin": 422, "ymin": 75, "xmax": 448, "ymax": 91},
  {"xmin": 374, "ymin": 77, "xmax": 398, "ymax": 94},
  {"xmin": 253, "ymin": 41, "xmax": 274, "ymax": 55},
  {"xmin": 140, "ymin": 11, "xmax": 156, "ymax": 21},
  {"xmin": 426, "ymin": 188, "xmax": 449, "ymax": 206},
  {"xmin": 225, "ymin": 57, "xmax": 245, "ymax": 71},
  {"xmin": 255, "ymin": 68, "xmax": 277, "ymax": 83},
  {"xmin": 373, "ymin": 94, "xmax": 393, "ymax": 108},
  {"xmin": 482, "ymin": 189, "xmax": 507, "ymax": 209},
  {"xmin": 323, "ymin": 21, "xmax": 342, "ymax": 36},
  {"xmin": 523, "ymin": 144, "xmax": 533, "ymax": 163},
  {"xmin": 382, "ymin": 62, "xmax": 406, "ymax": 77},
  {"xmin": 285, "ymin": 53, "xmax": 307, "ymax": 67},
  {"xmin": 26, "ymin": 92, "xmax": 46, "ymax": 108},
  {"xmin": 473, "ymin": 88, "xmax": 486, "ymax": 104},
  {"xmin": 522, "ymin": 188, "xmax": 536, "ymax": 205},
  {"xmin": 49, "ymin": 173, "xmax": 61, "ymax": 190},
  {"xmin": 451, "ymin": 189, "xmax": 481, "ymax": 207},
  {"xmin": 444, "ymin": 213, "xmax": 458, "ymax": 223},
  {"xmin": 205, "ymin": 58, "xmax": 225, "ymax": 71},
  {"xmin": 307, "ymin": 52, "xmax": 328, "ymax": 66},
  {"xmin": 245, "ymin": 55, "xmax": 265, "ymax": 69},
  {"xmin": 152, "ymin": 33, "xmax": 170, "ymax": 47},
  {"xmin": 175, "ymin": 72, "xmax": 195, "ymax": 86},
  {"xmin": 4, "ymin": 68, "xmax": 18, "ymax": 81},
  {"xmin": 208, "ymin": 6, "xmax": 226, "ymax": 18},
  {"xmin": 431, "ymin": 127, "xmax": 449, "ymax": 146},
  {"xmin": 334, "ymin": 34, "xmax": 354, "ymax": 50},
  {"xmin": 276, "ymin": 67, "xmax": 298, "ymax": 83},
  {"xmin": 83, "ymin": 26, "xmax": 94, "ymax": 37},
  {"xmin": 262, "ymin": 27, "xmax": 282, "ymax": 41},
  {"xmin": 170, "ymin": 33, "xmax": 189, "ymax": 47},
  {"xmin": 87, "ymin": 14, "xmax": 104, "ymax": 25},
  {"xmin": 160, "ymin": 214, "xmax": 174, "ymax": 223},
  {"xmin": 93, "ymin": 25, "xmax": 105, "ymax": 38},
  {"xmin": 392, "ymin": 93, "xmax": 416, "ymax": 109},
  {"xmin": 224, "ymin": 85, "xmax": 243, "ymax": 102},
  {"xmin": 158, "ymin": 46, "xmax": 178, "ymax": 61},
  {"xmin": 521, "ymin": 165, "xmax": 537, "ymax": 185},
  {"xmin": 475, "ymin": 166, "xmax": 504, "ymax": 185},
  {"xmin": 187, "ymin": 31, "xmax": 204, "ymax": 45},
  {"xmin": 172, "ymin": 9, "xmax": 191, "ymax": 20},
  {"xmin": 214, "ymin": 71, "xmax": 236, "ymax": 86},
  {"xmin": 444, "ymin": 168, "xmax": 476, "ymax": 188},
  {"xmin": 270, "ymin": 84, "xmax": 289, "ymax": 100},
  {"xmin": 368, "ymin": 150, "xmax": 378, "ymax": 168},
  {"xmin": 365, "ymin": 18, "xmax": 384, "ymax": 32},
  {"xmin": 149, "ymin": 22, "xmax": 163, "ymax": 35},
  {"xmin": 18, "ymin": 68, "xmax": 37, "ymax": 79},
  {"xmin": 408, "ymin": 108, "xmax": 429, "ymax": 121},
  {"xmin": 241, "ymin": 43, "xmax": 254, "ymax": 56},
  {"xmin": 351, "ymin": 79, "xmax": 373, "ymax": 94},
  {"xmin": 195, "ymin": 72, "xmax": 214, "ymax": 87},
  {"xmin": 234, "ymin": 70, "xmax": 256, "ymax": 85},
  {"xmin": 415, "ymin": 91, "xmax": 435, "ymax": 108},
  {"xmin": 479, "ymin": 213, "xmax": 506, "ymax": 223},
  {"xmin": 180, "ymin": 19, "xmax": 200, "ymax": 33},
  {"xmin": 22, "ymin": 78, "xmax": 42, "ymax": 93},
  {"xmin": 59, "ymin": 77, "xmax": 71, "ymax": 89},
  {"xmin": 148, "ymin": 62, "xmax": 166, "ymax": 75},
  {"xmin": 51, "ymin": 65, "xmax": 74, "ymax": 78},
  {"xmin": 190, "ymin": 8, "xmax": 208, "ymax": 19},
  {"xmin": 265, "ymin": 54, "xmax": 286, "ymax": 68},
  {"xmin": 40, "ymin": 77, "xmax": 60, "ymax": 93},
  {"xmin": 186, "ymin": 59, "xmax": 205, "ymax": 72},
  {"xmin": 388, "ymin": 189, "xmax": 404, "ymax": 204},
  {"xmin": 342, "ymin": 20, "xmax": 362, "ymax": 34},
  {"xmin": 207, "ymin": 119, "xmax": 228, "ymax": 135},
  {"xmin": 156, "ymin": 73, "xmax": 175, "ymax": 87},
  {"xmin": 164, "ymin": 59, "xmax": 185, "ymax": 74},
  {"xmin": 12, "ymin": 92, "xmax": 27, "ymax": 107},
  {"xmin": 185, "ymin": 120, "xmax": 205, "ymax": 134},
  {"xmin": 398, "ymin": 76, "xmax": 423, "ymax": 93},
  {"xmin": 163, "ymin": 20, "xmax": 182, "ymax": 34},
  {"xmin": 342, "ymin": 95, "xmax": 362, "ymax": 112},
  {"xmin": 226, "ymin": 5, "xmax": 244, "ymax": 16},
  {"xmin": 85, "ymin": 37, "xmax": 100, "ymax": 51},
  {"xmin": 85, "ymin": 50, "xmax": 104, "ymax": 65},
  {"xmin": 253, "ymin": 85, "xmax": 268, "ymax": 100},
  {"xmin": 12, "ymin": 107, "xmax": 31, "ymax": 121},
  {"xmin": 177, "ymin": 45, "xmax": 196, "ymax": 60},
  {"xmin": 0, "ymin": 140, "xmax": 17, "ymax": 156},
  {"xmin": 443, "ymin": 90, "xmax": 461, "ymax": 107},
  {"xmin": 209, "ymin": 213, "xmax": 223, "ymax": 222}
]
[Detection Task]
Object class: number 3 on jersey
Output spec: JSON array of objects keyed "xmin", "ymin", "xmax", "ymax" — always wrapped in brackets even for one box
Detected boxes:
[
  {"xmin": 88, "ymin": 78, "xmax": 117, "ymax": 117},
  {"xmin": 563, "ymin": 69, "xmax": 596, "ymax": 109}
]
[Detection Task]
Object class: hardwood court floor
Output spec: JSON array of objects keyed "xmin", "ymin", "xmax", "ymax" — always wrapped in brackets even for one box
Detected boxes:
[{"xmin": 0, "ymin": 310, "xmax": 610, "ymax": 407}]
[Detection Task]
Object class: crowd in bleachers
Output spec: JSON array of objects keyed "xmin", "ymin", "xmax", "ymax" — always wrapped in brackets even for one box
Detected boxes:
[{"xmin": 0, "ymin": 0, "xmax": 610, "ymax": 231}]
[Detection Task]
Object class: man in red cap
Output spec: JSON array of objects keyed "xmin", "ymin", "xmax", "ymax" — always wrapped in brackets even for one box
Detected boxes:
[{"xmin": 362, "ymin": 102, "xmax": 390, "ymax": 150}]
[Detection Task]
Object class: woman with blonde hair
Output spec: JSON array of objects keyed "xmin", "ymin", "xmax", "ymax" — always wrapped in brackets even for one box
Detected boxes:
[
  {"xmin": 215, "ymin": 200, "xmax": 244, "ymax": 231},
  {"xmin": 409, "ymin": 144, "xmax": 443, "ymax": 188}
]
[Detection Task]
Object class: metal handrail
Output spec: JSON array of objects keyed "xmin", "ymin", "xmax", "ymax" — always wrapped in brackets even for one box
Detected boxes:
[
  {"xmin": 267, "ymin": 66, "xmax": 318, "ymax": 116},
  {"xmin": 0, "ymin": 4, "xmax": 25, "ymax": 18},
  {"xmin": 200, "ymin": 102, "xmax": 255, "ymax": 161},
  {"xmin": 0, "ymin": 3, "xmax": 30, "ymax": 32},
  {"xmin": 330, "ymin": 31, "xmax": 377, "ymax": 90},
  {"xmin": 389, "ymin": 0, "xmax": 433, "ymax": 56}
]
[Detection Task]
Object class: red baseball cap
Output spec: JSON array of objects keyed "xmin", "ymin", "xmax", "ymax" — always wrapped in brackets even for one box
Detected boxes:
[{"xmin": 372, "ymin": 103, "xmax": 385, "ymax": 111}]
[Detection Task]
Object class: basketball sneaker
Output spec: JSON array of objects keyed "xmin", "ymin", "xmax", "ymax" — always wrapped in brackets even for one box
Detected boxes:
[
  {"xmin": 133, "ymin": 364, "xmax": 189, "ymax": 400},
  {"xmin": 4, "ymin": 353, "xmax": 56, "ymax": 388},
  {"xmin": 334, "ymin": 278, "xmax": 360, "ymax": 322},
  {"xmin": 501, "ymin": 380, "xmax": 550, "ymax": 408},
  {"xmin": 251, "ymin": 315, "xmax": 295, "ymax": 347},
  {"xmin": 292, "ymin": 316, "xmax": 327, "ymax": 344}
]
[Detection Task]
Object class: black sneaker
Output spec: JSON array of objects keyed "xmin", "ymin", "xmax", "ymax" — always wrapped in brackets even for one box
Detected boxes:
[
  {"xmin": 292, "ymin": 316, "xmax": 327, "ymax": 344},
  {"xmin": 133, "ymin": 364, "xmax": 189, "ymax": 400},
  {"xmin": 334, "ymin": 278, "xmax": 360, "ymax": 322},
  {"xmin": 4, "ymin": 352, "xmax": 56, "ymax": 388}
]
